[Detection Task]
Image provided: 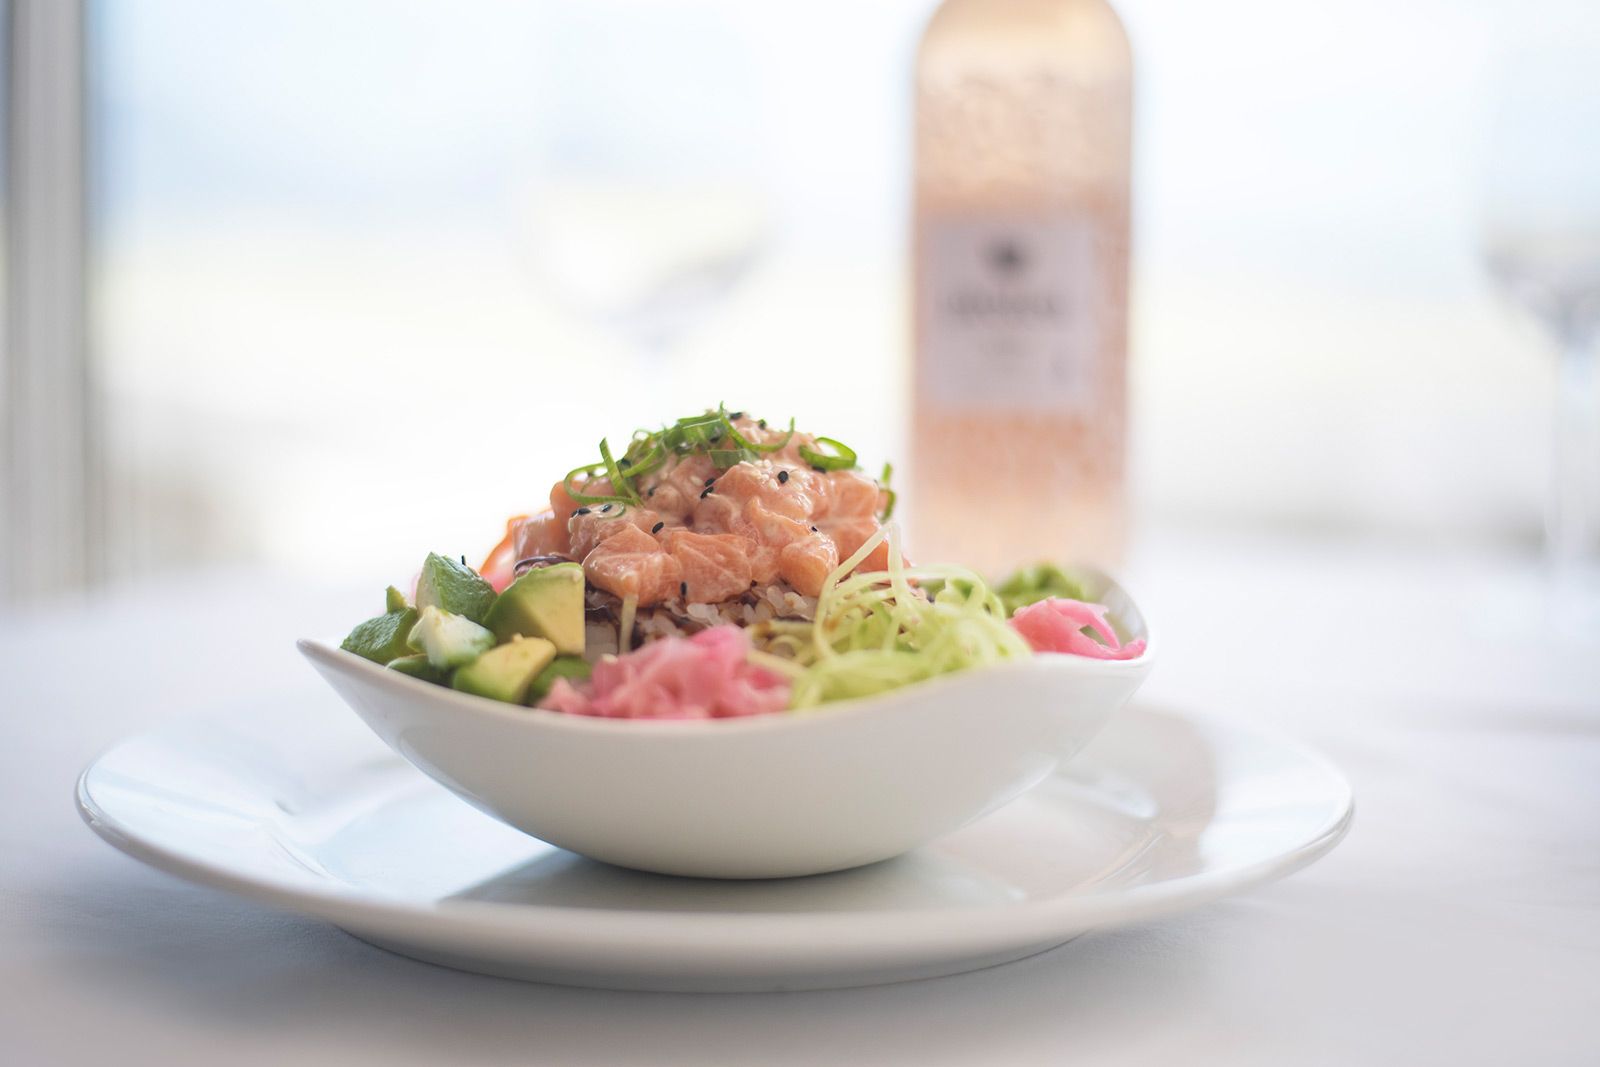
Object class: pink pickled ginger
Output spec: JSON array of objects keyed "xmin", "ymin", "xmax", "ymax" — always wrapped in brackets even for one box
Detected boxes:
[
  {"xmin": 1011, "ymin": 597, "xmax": 1147, "ymax": 660},
  {"xmin": 539, "ymin": 625, "xmax": 791, "ymax": 719}
]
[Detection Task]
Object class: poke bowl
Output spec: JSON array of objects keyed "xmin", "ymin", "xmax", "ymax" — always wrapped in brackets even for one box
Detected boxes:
[{"xmin": 304, "ymin": 407, "xmax": 1154, "ymax": 878}]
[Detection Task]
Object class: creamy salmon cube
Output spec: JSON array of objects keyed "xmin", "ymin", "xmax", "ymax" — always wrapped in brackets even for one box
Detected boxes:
[
  {"xmin": 512, "ymin": 510, "xmax": 567, "ymax": 560},
  {"xmin": 670, "ymin": 531, "xmax": 754, "ymax": 603},
  {"xmin": 569, "ymin": 504, "xmax": 665, "ymax": 561},
  {"xmin": 582, "ymin": 523, "xmax": 681, "ymax": 606},
  {"xmin": 779, "ymin": 534, "xmax": 839, "ymax": 597}
]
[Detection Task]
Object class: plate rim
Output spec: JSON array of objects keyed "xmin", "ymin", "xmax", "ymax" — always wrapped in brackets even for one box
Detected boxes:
[{"xmin": 75, "ymin": 706, "xmax": 1353, "ymax": 956}]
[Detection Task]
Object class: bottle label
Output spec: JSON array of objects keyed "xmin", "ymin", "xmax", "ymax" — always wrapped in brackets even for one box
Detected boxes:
[{"xmin": 917, "ymin": 216, "xmax": 1101, "ymax": 411}]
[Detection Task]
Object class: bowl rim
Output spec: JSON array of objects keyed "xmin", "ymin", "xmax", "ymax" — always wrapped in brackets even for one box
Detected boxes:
[{"xmin": 298, "ymin": 615, "xmax": 1157, "ymax": 737}]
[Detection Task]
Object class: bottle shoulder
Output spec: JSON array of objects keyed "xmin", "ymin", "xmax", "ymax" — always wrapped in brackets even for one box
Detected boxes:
[{"xmin": 918, "ymin": 0, "xmax": 1130, "ymax": 65}]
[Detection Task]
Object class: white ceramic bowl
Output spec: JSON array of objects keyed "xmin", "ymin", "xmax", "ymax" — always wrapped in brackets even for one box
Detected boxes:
[{"xmin": 301, "ymin": 575, "xmax": 1154, "ymax": 879}]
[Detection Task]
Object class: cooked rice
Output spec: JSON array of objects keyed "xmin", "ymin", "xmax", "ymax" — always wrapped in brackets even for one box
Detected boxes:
[{"xmin": 584, "ymin": 582, "xmax": 816, "ymax": 652}]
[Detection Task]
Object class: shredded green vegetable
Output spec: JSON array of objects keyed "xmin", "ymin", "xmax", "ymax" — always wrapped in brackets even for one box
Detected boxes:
[
  {"xmin": 994, "ymin": 563, "xmax": 1090, "ymax": 617},
  {"xmin": 755, "ymin": 524, "xmax": 1031, "ymax": 707}
]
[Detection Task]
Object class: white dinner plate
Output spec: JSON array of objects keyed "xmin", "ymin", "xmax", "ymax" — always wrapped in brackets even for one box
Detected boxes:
[{"xmin": 76, "ymin": 702, "xmax": 1351, "ymax": 992}]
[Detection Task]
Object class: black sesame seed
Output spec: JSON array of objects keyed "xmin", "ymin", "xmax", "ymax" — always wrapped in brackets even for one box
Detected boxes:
[
  {"xmin": 460, "ymin": 555, "xmax": 467, "ymax": 566},
  {"xmin": 680, "ymin": 581, "xmax": 688, "ymax": 598},
  {"xmin": 777, "ymin": 470, "xmax": 789, "ymax": 484},
  {"xmin": 651, "ymin": 521, "xmax": 664, "ymax": 534},
  {"xmin": 618, "ymin": 457, "xmax": 632, "ymax": 469},
  {"xmin": 757, "ymin": 418, "xmax": 767, "ymax": 429},
  {"xmin": 811, "ymin": 525, "xmax": 819, "ymax": 532},
  {"xmin": 729, "ymin": 411, "xmax": 744, "ymax": 420},
  {"xmin": 700, "ymin": 486, "xmax": 714, "ymax": 499},
  {"xmin": 599, "ymin": 503, "xmax": 612, "ymax": 513},
  {"xmin": 647, "ymin": 487, "xmax": 656, "ymax": 497},
  {"xmin": 575, "ymin": 507, "xmax": 591, "ymax": 516},
  {"xmin": 704, "ymin": 476, "xmax": 716, "ymax": 487}
]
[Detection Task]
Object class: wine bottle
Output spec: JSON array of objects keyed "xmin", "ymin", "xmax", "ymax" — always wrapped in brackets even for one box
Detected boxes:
[{"xmin": 910, "ymin": 0, "xmax": 1133, "ymax": 574}]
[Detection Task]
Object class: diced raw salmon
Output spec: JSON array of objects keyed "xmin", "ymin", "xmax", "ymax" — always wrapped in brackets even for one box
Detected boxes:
[
  {"xmin": 551, "ymin": 424, "xmax": 896, "ymax": 606},
  {"xmin": 550, "ymin": 476, "xmax": 612, "ymax": 517},
  {"xmin": 711, "ymin": 462, "xmax": 813, "ymax": 521},
  {"xmin": 739, "ymin": 497, "xmax": 807, "ymax": 587},
  {"xmin": 746, "ymin": 543, "xmax": 781, "ymax": 587},
  {"xmin": 550, "ymin": 480, "xmax": 580, "ymax": 518},
  {"xmin": 744, "ymin": 497, "xmax": 809, "ymax": 547},
  {"xmin": 690, "ymin": 487, "xmax": 799, "ymax": 588},
  {"xmin": 823, "ymin": 515, "xmax": 891, "ymax": 572},
  {"xmin": 569, "ymin": 505, "xmax": 664, "ymax": 561},
  {"xmin": 779, "ymin": 534, "xmax": 839, "ymax": 597},
  {"xmin": 513, "ymin": 510, "xmax": 568, "ymax": 560},
  {"xmin": 643, "ymin": 453, "xmax": 717, "ymax": 522},
  {"xmin": 582, "ymin": 524, "xmax": 681, "ymax": 606},
  {"xmin": 670, "ymin": 530, "xmax": 753, "ymax": 603},
  {"xmin": 820, "ymin": 469, "xmax": 883, "ymax": 519},
  {"xmin": 691, "ymin": 491, "xmax": 744, "ymax": 536}
]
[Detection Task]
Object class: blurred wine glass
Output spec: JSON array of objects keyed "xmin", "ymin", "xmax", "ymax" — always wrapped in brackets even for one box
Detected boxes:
[
  {"xmin": 518, "ymin": 1, "xmax": 771, "ymax": 355},
  {"xmin": 1481, "ymin": 1, "xmax": 1600, "ymax": 621}
]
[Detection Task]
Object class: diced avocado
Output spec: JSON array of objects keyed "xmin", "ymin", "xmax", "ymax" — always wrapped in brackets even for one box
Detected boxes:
[
  {"xmin": 406, "ymin": 605, "xmax": 495, "ymax": 669},
  {"xmin": 451, "ymin": 636, "xmax": 556, "ymax": 704},
  {"xmin": 414, "ymin": 552, "xmax": 496, "ymax": 624},
  {"xmin": 385, "ymin": 585, "xmax": 412, "ymax": 613},
  {"xmin": 341, "ymin": 607, "xmax": 419, "ymax": 664},
  {"xmin": 526, "ymin": 655, "xmax": 592, "ymax": 705},
  {"xmin": 484, "ymin": 562, "xmax": 585, "ymax": 655},
  {"xmin": 386, "ymin": 653, "xmax": 449, "ymax": 685}
]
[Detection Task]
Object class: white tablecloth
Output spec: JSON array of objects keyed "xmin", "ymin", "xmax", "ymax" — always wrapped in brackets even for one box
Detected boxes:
[{"xmin": 4, "ymin": 533, "xmax": 1597, "ymax": 1066}]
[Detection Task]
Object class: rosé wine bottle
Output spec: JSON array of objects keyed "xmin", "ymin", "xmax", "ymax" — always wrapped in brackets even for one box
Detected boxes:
[{"xmin": 910, "ymin": 0, "xmax": 1132, "ymax": 575}]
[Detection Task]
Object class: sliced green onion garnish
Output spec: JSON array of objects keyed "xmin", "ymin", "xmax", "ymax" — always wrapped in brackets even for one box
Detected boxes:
[
  {"xmin": 562, "ymin": 410, "xmax": 862, "ymax": 514},
  {"xmin": 563, "ymin": 462, "xmax": 631, "ymax": 506},
  {"xmin": 621, "ymin": 439, "xmax": 667, "ymax": 483},
  {"xmin": 799, "ymin": 437, "xmax": 857, "ymax": 472},
  {"xmin": 744, "ymin": 415, "xmax": 795, "ymax": 454},
  {"xmin": 710, "ymin": 407, "xmax": 761, "ymax": 463},
  {"xmin": 597, "ymin": 438, "xmax": 639, "ymax": 504}
]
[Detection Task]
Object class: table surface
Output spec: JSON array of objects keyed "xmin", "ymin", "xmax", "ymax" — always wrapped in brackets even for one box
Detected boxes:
[{"xmin": 4, "ymin": 531, "xmax": 1598, "ymax": 1067}]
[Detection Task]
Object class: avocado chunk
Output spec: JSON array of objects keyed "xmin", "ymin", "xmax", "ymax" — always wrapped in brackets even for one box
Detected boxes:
[
  {"xmin": 526, "ymin": 655, "xmax": 592, "ymax": 705},
  {"xmin": 341, "ymin": 607, "xmax": 420, "ymax": 664},
  {"xmin": 414, "ymin": 552, "xmax": 496, "ymax": 624},
  {"xmin": 484, "ymin": 562, "xmax": 585, "ymax": 655},
  {"xmin": 385, "ymin": 585, "xmax": 412, "ymax": 613},
  {"xmin": 386, "ymin": 653, "xmax": 449, "ymax": 685},
  {"xmin": 406, "ymin": 605, "xmax": 495, "ymax": 669},
  {"xmin": 452, "ymin": 636, "xmax": 556, "ymax": 704}
]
